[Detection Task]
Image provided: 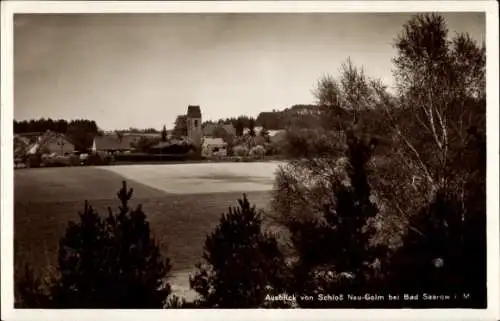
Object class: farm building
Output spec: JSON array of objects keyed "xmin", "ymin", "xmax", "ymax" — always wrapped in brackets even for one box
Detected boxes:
[
  {"xmin": 202, "ymin": 137, "xmax": 227, "ymax": 157},
  {"xmin": 26, "ymin": 131, "xmax": 75, "ymax": 155}
]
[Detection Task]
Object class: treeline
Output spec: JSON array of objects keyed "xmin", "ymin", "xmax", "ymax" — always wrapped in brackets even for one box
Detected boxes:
[{"xmin": 15, "ymin": 14, "xmax": 486, "ymax": 309}]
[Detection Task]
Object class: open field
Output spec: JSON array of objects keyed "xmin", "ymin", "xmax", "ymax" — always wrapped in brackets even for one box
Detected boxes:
[{"xmin": 14, "ymin": 162, "xmax": 283, "ymax": 300}]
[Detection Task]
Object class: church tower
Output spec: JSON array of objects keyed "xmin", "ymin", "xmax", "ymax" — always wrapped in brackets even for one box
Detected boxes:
[{"xmin": 186, "ymin": 105, "xmax": 202, "ymax": 151}]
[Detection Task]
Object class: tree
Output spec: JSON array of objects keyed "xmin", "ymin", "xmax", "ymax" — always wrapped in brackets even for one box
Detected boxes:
[
  {"xmin": 248, "ymin": 118, "xmax": 256, "ymax": 137},
  {"xmin": 190, "ymin": 195, "xmax": 289, "ymax": 308},
  {"xmin": 274, "ymin": 131, "xmax": 384, "ymax": 307},
  {"xmin": 66, "ymin": 120, "xmax": 99, "ymax": 151},
  {"xmin": 260, "ymin": 126, "xmax": 270, "ymax": 143},
  {"xmin": 132, "ymin": 136, "xmax": 160, "ymax": 153},
  {"xmin": 161, "ymin": 125, "xmax": 168, "ymax": 142},
  {"xmin": 172, "ymin": 115, "xmax": 188, "ymax": 138},
  {"xmin": 234, "ymin": 118, "xmax": 245, "ymax": 137},
  {"xmin": 212, "ymin": 126, "xmax": 229, "ymax": 139},
  {"xmin": 50, "ymin": 181, "xmax": 172, "ymax": 308},
  {"xmin": 376, "ymin": 13, "xmax": 487, "ymax": 307},
  {"xmin": 375, "ymin": 13, "xmax": 486, "ymax": 201}
]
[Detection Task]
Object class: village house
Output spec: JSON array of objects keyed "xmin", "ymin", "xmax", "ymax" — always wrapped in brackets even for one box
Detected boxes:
[{"xmin": 26, "ymin": 131, "xmax": 75, "ymax": 156}]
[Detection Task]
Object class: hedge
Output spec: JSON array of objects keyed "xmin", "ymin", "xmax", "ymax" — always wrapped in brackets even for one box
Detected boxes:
[{"xmin": 113, "ymin": 153, "xmax": 191, "ymax": 162}]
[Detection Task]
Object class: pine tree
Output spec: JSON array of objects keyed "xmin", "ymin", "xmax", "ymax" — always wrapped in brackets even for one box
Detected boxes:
[
  {"xmin": 161, "ymin": 125, "xmax": 168, "ymax": 142},
  {"xmin": 190, "ymin": 195, "xmax": 289, "ymax": 308},
  {"xmin": 51, "ymin": 181, "xmax": 171, "ymax": 308}
]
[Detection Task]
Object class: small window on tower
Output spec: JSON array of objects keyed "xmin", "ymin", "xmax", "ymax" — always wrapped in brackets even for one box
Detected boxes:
[{"xmin": 194, "ymin": 120, "xmax": 199, "ymax": 127}]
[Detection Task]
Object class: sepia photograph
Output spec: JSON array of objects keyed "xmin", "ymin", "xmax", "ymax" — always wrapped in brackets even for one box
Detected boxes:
[{"xmin": 1, "ymin": 1, "xmax": 499, "ymax": 320}]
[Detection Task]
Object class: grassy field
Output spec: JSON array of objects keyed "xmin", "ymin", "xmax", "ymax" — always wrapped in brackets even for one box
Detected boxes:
[{"xmin": 14, "ymin": 163, "xmax": 282, "ymax": 299}]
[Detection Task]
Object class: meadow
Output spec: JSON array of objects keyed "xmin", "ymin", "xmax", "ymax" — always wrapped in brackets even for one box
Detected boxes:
[{"xmin": 14, "ymin": 162, "xmax": 284, "ymax": 299}]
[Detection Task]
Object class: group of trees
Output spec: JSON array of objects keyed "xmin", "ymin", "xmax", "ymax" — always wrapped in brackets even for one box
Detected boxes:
[
  {"xmin": 16, "ymin": 14, "xmax": 487, "ymax": 309},
  {"xmin": 273, "ymin": 13, "xmax": 486, "ymax": 307}
]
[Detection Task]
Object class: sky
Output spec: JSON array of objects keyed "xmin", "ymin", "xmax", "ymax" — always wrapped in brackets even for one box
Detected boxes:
[{"xmin": 14, "ymin": 12, "xmax": 485, "ymax": 131}]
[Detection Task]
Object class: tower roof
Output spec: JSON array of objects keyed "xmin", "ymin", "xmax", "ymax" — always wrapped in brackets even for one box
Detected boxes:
[{"xmin": 187, "ymin": 105, "xmax": 201, "ymax": 118}]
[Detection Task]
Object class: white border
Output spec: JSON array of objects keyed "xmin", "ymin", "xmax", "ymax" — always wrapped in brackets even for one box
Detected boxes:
[{"xmin": 1, "ymin": 1, "xmax": 498, "ymax": 321}]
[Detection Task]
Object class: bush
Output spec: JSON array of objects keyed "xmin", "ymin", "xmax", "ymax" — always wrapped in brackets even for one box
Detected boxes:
[
  {"xmin": 190, "ymin": 195, "xmax": 289, "ymax": 308},
  {"xmin": 233, "ymin": 145, "xmax": 249, "ymax": 157},
  {"xmin": 113, "ymin": 153, "xmax": 190, "ymax": 162},
  {"xmin": 86, "ymin": 153, "xmax": 114, "ymax": 165}
]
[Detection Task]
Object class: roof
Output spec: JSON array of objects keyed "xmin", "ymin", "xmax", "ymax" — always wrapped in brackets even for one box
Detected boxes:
[{"xmin": 187, "ymin": 105, "xmax": 201, "ymax": 118}]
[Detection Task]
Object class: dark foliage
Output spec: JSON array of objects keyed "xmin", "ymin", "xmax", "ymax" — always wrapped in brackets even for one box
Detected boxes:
[
  {"xmin": 19, "ymin": 181, "xmax": 172, "ymax": 309},
  {"xmin": 14, "ymin": 118, "xmax": 70, "ymax": 134},
  {"xmin": 113, "ymin": 153, "xmax": 191, "ymax": 163},
  {"xmin": 234, "ymin": 118, "xmax": 245, "ymax": 136},
  {"xmin": 86, "ymin": 154, "xmax": 114, "ymax": 166},
  {"xmin": 15, "ymin": 265, "xmax": 52, "ymax": 308},
  {"xmin": 282, "ymin": 127, "xmax": 345, "ymax": 159},
  {"xmin": 190, "ymin": 195, "xmax": 289, "ymax": 308},
  {"xmin": 172, "ymin": 115, "xmax": 188, "ymax": 138},
  {"xmin": 247, "ymin": 118, "xmax": 256, "ymax": 137},
  {"xmin": 161, "ymin": 125, "xmax": 168, "ymax": 142},
  {"xmin": 377, "ymin": 13, "xmax": 487, "ymax": 308}
]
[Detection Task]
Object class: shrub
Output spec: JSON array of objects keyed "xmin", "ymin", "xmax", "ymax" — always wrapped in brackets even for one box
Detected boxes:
[
  {"xmin": 249, "ymin": 145, "xmax": 266, "ymax": 158},
  {"xmin": 15, "ymin": 265, "xmax": 52, "ymax": 308},
  {"xmin": 190, "ymin": 195, "xmax": 289, "ymax": 308},
  {"xmin": 86, "ymin": 153, "xmax": 114, "ymax": 165},
  {"xmin": 114, "ymin": 153, "xmax": 188, "ymax": 162},
  {"xmin": 233, "ymin": 145, "xmax": 249, "ymax": 157},
  {"xmin": 17, "ymin": 181, "xmax": 173, "ymax": 309}
]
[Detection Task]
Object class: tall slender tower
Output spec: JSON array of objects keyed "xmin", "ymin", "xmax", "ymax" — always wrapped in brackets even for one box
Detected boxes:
[{"xmin": 186, "ymin": 105, "xmax": 202, "ymax": 151}]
